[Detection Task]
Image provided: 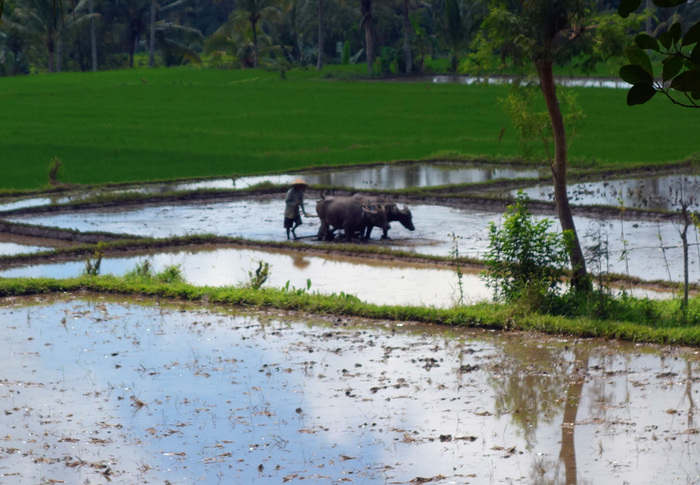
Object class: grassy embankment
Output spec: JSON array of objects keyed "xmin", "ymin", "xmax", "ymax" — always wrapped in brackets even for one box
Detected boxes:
[
  {"xmin": 3, "ymin": 274, "xmax": 700, "ymax": 347},
  {"xmin": 0, "ymin": 67, "xmax": 697, "ymax": 192}
]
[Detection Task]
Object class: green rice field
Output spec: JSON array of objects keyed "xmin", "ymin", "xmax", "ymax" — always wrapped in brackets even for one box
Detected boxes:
[{"xmin": 0, "ymin": 67, "xmax": 697, "ymax": 190}]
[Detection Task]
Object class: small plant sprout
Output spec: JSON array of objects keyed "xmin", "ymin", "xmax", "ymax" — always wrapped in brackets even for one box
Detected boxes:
[
  {"xmin": 48, "ymin": 156, "xmax": 62, "ymax": 187},
  {"xmin": 84, "ymin": 242, "xmax": 105, "ymax": 276},
  {"xmin": 247, "ymin": 260, "xmax": 271, "ymax": 290},
  {"xmin": 448, "ymin": 232, "xmax": 465, "ymax": 306}
]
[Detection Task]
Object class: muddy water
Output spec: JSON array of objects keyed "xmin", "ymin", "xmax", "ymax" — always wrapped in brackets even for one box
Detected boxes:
[
  {"xmin": 0, "ymin": 233, "xmax": 78, "ymax": 256},
  {"xmin": 519, "ymin": 175, "xmax": 700, "ymax": 212},
  {"xmin": 0, "ymin": 246, "xmax": 486, "ymax": 307},
  {"xmin": 0, "ymin": 245, "xmax": 671, "ymax": 303},
  {"xmin": 0, "ymin": 163, "xmax": 546, "ymax": 213},
  {"xmin": 9, "ymin": 200, "xmax": 700, "ymax": 284},
  {"xmin": 1, "ymin": 296, "xmax": 699, "ymax": 485}
]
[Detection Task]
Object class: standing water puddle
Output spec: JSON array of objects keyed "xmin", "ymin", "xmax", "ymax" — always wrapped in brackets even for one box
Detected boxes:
[
  {"xmin": 518, "ymin": 174, "xmax": 700, "ymax": 211},
  {"xmin": 0, "ymin": 162, "xmax": 546, "ymax": 212},
  {"xmin": 1, "ymin": 296, "xmax": 699, "ymax": 484},
  {"xmin": 0, "ymin": 246, "xmax": 487, "ymax": 307},
  {"xmin": 0, "ymin": 233, "xmax": 78, "ymax": 256},
  {"xmin": 8, "ymin": 200, "xmax": 700, "ymax": 284},
  {"xmin": 0, "ymin": 246, "xmax": 669, "ymax": 303}
]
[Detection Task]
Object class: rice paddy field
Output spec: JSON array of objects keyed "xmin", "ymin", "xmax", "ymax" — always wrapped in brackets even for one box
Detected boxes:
[{"xmin": 0, "ymin": 67, "xmax": 697, "ymax": 191}]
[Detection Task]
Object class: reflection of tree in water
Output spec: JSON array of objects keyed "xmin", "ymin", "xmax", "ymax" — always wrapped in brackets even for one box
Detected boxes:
[
  {"xmin": 526, "ymin": 346, "xmax": 593, "ymax": 485},
  {"xmin": 488, "ymin": 339, "xmax": 596, "ymax": 485},
  {"xmin": 487, "ymin": 340, "xmax": 571, "ymax": 447}
]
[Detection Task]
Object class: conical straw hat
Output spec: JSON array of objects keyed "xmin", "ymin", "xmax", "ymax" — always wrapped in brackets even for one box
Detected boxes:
[{"xmin": 290, "ymin": 177, "xmax": 308, "ymax": 186}]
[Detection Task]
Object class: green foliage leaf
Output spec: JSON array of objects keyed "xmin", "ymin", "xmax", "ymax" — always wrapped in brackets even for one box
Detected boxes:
[
  {"xmin": 662, "ymin": 55, "xmax": 685, "ymax": 82},
  {"xmin": 692, "ymin": 45, "xmax": 700, "ymax": 64},
  {"xmin": 682, "ymin": 20, "xmax": 700, "ymax": 47},
  {"xmin": 670, "ymin": 22, "xmax": 682, "ymax": 45},
  {"xmin": 620, "ymin": 64, "xmax": 653, "ymax": 85},
  {"xmin": 659, "ymin": 31, "xmax": 673, "ymax": 50},
  {"xmin": 669, "ymin": 70, "xmax": 700, "ymax": 92},
  {"xmin": 635, "ymin": 33, "xmax": 659, "ymax": 51},
  {"xmin": 627, "ymin": 83, "xmax": 657, "ymax": 105},
  {"xmin": 618, "ymin": 0, "xmax": 641, "ymax": 18},
  {"xmin": 625, "ymin": 45, "xmax": 654, "ymax": 76}
]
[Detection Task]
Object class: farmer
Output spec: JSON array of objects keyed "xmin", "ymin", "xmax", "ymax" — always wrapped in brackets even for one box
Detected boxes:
[{"xmin": 284, "ymin": 177, "xmax": 309, "ymax": 240}]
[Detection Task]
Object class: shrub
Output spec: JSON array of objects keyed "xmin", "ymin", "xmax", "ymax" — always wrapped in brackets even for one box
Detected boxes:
[
  {"xmin": 482, "ymin": 192, "xmax": 572, "ymax": 310},
  {"xmin": 83, "ymin": 242, "xmax": 105, "ymax": 276}
]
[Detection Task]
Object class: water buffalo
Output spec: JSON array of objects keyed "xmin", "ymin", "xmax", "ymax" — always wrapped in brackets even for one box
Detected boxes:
[
  {"xmin": 353, "ymin": 195, "xmax": 415, "ymax": 239},
  {"xmin": 316, "ymin": 195, "xmax": 389, "ymax": 241}
]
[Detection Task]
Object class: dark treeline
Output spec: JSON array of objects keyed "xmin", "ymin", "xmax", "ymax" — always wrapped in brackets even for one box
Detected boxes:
[{"xmin": 0, "ymin": 0, "xmax": 697, "ymax": 76}]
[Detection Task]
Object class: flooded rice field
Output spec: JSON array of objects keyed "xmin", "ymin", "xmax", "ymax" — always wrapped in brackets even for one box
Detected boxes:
[
  {"xmin": 2, "ymin": 295, "xmax": 699, "ymax": 485},
  {"xmin": 8, "ymin": 199, "xmax": 700, "ymax": 284},
  {"xmin": 0, "ymin": 233, "xmax": 78, "ymax": 256},
  {"xmin": 518, "ymin": 175, "xmax": 700, "ymax": 212},
  {"xmin": 0, "ymin": 246, "xmax": 484, "ymax": 307},
  {"xmin": 0, "ymin": 162, "xmax": 547, "ymax": 214},
  {"xmin": 0, "ymin": 246, "xmax": 669, "ymax": 306}
]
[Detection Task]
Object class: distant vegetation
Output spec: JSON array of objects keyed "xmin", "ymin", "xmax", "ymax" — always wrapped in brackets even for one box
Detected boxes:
[{"xmin": 0, "ymin": 67, "xmax": 697, "ymax": 191}]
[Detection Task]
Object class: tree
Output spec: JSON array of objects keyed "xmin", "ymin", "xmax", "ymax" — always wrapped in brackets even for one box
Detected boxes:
[
  {"xmin": 618, "ymin": 0, "xmax": 700, "ymax": 108},
  {"xmin": 112, "ymin": 0, "xmax": 152, "ymax": 67},
  {"xmin": 360, "ymin": 0, "xmax": 375, "ymax": 75},
  {"xmin": 440, "ymin": 0, "xmax": 482, "ymax": 72},
  {"xmin": 238, "ymin": 0, "xmax": 281, "ymax": 68},
  {"xmin": 478, "ymin": 0, "xmax": 595, "ymax": 291},
  {"xmin": 148, "ymin": 0, "xmax": 203, "ymax": 67},
  {"xmin": 316, "ymin": 0, "xmax": 323, "ymax": 69},
  {"xmin": 3, "ymin": 0, "xmax": 98, "ymax": 72}
]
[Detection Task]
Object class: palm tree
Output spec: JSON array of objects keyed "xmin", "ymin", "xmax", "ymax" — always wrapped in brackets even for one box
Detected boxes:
[
  {"xmin": 441, "ymin": 0, "xmax": 482, "ymax": 72},
  {"xmin": 3, "ymin": 0, "xmax": 98, "ymax": 72},
  {"xmin": 111, "ymin": 0, "xmax": 150, "ymax": 67},
  {"xmin": 212, "ymin": 0, "xmax": 281, "ymax": 68},
  {"xmin": 147, "ymin": 0, "xmax": 203, "ymax": 67}
]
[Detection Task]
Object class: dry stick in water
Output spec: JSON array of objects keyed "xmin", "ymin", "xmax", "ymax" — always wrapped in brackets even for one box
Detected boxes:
[{"xmin": 656, "ymin": 220, "xmax": 675, "ymax": 297}]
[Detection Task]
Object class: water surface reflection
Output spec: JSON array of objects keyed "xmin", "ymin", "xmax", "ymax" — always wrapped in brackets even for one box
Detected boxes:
[
  {"xmin": 1, "ymin": 297, "xmax": 697, "ymax": 484},
  {"xmin": 0, "ymin": 162, "xmax": 546, "ymax": 212},
  {"xmin": 9, "ymin": 200, "xmax": 700, "ymax": 284},
  {"xmin": 519, "ymin": 175, "xmax": 700, "ymax": 211},
  {"xmin": 0, "ymin": 246, "xmax": 485, "ymax": 307}
]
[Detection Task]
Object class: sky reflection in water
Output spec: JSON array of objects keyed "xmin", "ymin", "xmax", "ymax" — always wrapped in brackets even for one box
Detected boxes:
[
  {"xmin": 1, "ymin": 298, "xmax": 698, "ymax": 484},
  {"xmin": 8, "ymin": 199, "xmax": 700, "ymax": 284}
]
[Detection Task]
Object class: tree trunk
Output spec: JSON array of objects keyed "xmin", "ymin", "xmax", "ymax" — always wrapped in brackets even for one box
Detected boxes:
[
  {"xmin": 402, "ymin": 0, "xmax": 412, "ymax": 74},
  {"xmin": 90, "ymin": 0, "xmax": 97, "ymax": 71},
  {"xmin": 56, "ymin": 35, "xmax": 62, "ymax": 72},
  {"xmin": 681, "ymin": 206, "xmax": 689, "ymax": 310},
  {"xmin": 129, "ymin": 34, "xmax": 136, "ymax": 68},
  {"xmin": 252, "ymin": 19, "xmax": 259, "ymax": 68},
  {"xmin": 316, "ymin": 0, "xmax": 324, "ymax": 70},
  {"xmin": 149, "ymin": 0, "xmax": 157, "ymax": 68},
  {"xmin": 536, "ymin": 58, "xmax": 588, "ymax": 291},
  {"xmin": 360, "ymin": 0, "xmax": 373, "ymax": 76},
  {"xmin": 47, "ymin": 33, "xmax": 55, "ymax": 73}
]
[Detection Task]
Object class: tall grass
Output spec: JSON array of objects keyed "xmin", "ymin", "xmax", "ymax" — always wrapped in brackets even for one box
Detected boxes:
[{"xmin": 0, "ymin": 67, "xmax": 697, "ymax": 190}]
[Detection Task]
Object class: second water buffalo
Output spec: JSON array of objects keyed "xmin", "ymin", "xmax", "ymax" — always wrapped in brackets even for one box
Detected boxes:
[
  {"xmin": 353, "ymin": 195, "xmax": 415, "ymax": 239},
  {"xmin": 316, "ymin": 196, "xmax": 389, "ymax": 241}
]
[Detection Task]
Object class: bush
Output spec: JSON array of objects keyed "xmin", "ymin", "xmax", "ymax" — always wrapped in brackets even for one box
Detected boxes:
[
  {"xmin": 125, "ymin": 260, "xmax": 185, "ymax": 284},
  {"xmin": 482, "ymin": 192, "xmax": 572, "ymax": 310}
]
